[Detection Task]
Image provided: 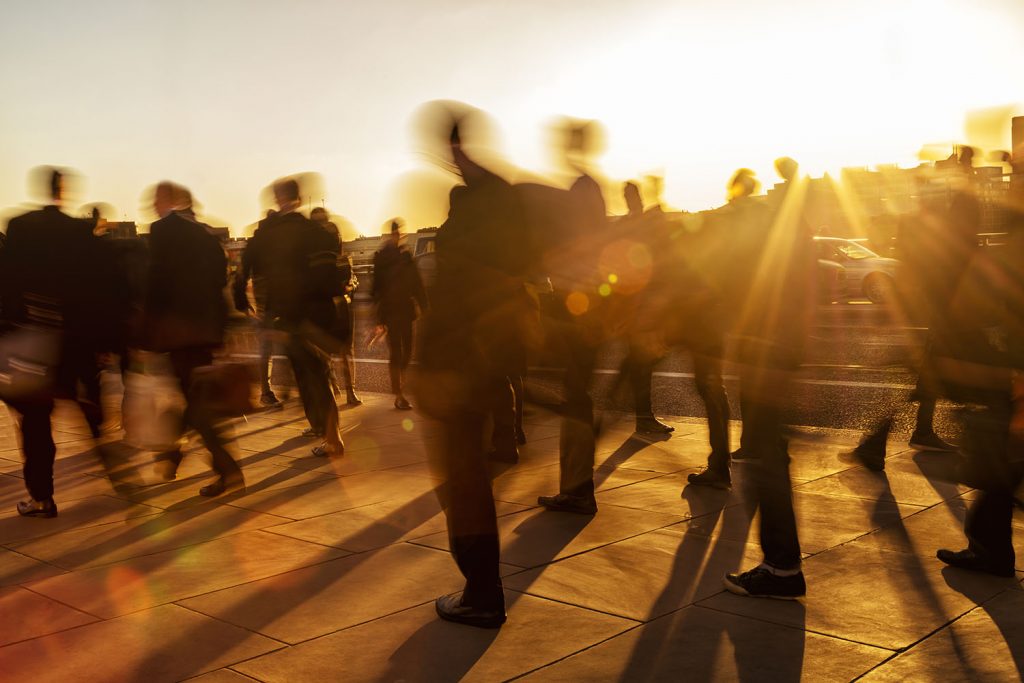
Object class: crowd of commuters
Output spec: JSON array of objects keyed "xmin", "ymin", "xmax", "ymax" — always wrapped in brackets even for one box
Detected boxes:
[{"xmin": 1, "ymin": 109, "xmax": 1021, "ymax": 631}]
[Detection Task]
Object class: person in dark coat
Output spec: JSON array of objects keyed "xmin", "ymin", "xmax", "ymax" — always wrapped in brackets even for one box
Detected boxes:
[
  {"xmin": 0, "ymin": 168, "xmax": 120, "ymax": 517},
  {"xmin": 373, "ymin": 220, "xmax": 427, "ymax": 410},
  {"xmin": 234, "ymin": 178, "xmax": 344, "ymax": 457},
  {"xmin": 417, "ymin": 123, "xmax": 532, "ymax": 628},
  {"xmin": 145, "ymin": 182, "xmax": 243, "ymax": 496}
]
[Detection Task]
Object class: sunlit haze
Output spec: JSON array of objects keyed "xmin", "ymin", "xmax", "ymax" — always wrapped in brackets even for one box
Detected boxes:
[{"xmin": 2, "ymin": 0, "xmax": 1022, "ymax": 236}]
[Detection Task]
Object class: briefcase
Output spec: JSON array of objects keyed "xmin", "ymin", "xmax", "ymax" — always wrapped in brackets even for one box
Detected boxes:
[
  {"xmin": 0, "ymin": 324, "xmax": 62, "ymax": 401},
  {"xmin": 190, "ymin": 362, "xmax": 257, "ymax": 417}
]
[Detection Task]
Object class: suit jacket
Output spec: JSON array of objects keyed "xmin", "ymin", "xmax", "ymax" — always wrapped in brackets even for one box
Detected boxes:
[
  {"xmin": 1, "ymin": 205, "xmax": 114, "ymax": 344},
  {"xmin": 145, "ymin": 211, "xmax": 227, "ymax": 351},
  {"xmin": 234, "ymin": 211, "xmax": 341, "ymax": 331}
]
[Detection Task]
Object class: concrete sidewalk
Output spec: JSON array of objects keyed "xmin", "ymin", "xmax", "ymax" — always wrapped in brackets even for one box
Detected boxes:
[{"xmin": 0, "ymin": 391, "xmax": 1021, "ymax": 682}]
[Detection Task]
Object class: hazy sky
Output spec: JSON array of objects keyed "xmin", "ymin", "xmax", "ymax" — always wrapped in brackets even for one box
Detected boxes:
[{"xmin": 2, "ymin": 0, "xmax": 1022, "ymax": 236}]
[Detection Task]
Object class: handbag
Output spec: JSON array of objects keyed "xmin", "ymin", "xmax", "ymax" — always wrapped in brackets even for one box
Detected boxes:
[
  {"xmin": 190, "ymin": 362, "xmax": 257, "ymax": 417},
  {"xmin": 0, "ymin": 324, "xmax": 62, "ymax": 401}
]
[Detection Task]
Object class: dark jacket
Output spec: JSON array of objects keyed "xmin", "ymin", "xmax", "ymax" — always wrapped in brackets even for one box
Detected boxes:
[
  {"xmin": 1, "ymin": 205, "xmax": 115, "ymax": 345},
  {"xmin": 234, "ymin": 210, "xmax": 341, "ymax": 330},
  {"xmin": 144, "ymin": 211, "xmax": 227, "ymax": 351},
  {"xmin": 372, "ymin": 241, "xmax": 427, "ymax": 324}
]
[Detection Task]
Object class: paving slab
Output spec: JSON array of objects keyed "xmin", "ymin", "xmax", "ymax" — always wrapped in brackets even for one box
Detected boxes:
[
  {"xmin": 850, "ymin": 501, "xmax": 1024, "ymax": 572},
  {"xmin": 0, "ymin": 586, "xmax": 97, "ymax": 646},
  {"xmin": 490, "ymin": 462, "xmax": 662, "ymax": 507},
  {"xmin": 0, "ymin": 548, "xmax": 65, "ymax": 587},
  {"xmin": 520, "ymin": 604, "xmax": 891, "ymax": 682},
  {"xmin": 505, "ymin": 527, "xmax": 763, "ymax": 621},
  {"xmin": 267, "ymin": 493, "xmax": 527, "ymax": 553},
  {"xmin": 795, "ymin": 450, "xmax": 970, "ymax": 507},
  {"xmin": 700, "ymin": 543, "xmax": 1018, "ymax": 650},
  {"xmin": 234, "ymin": 592, "xmax": 634, "ymax": 682},
  {"xmin": 0, "ymin": 495, "xmax": 160, "ymax": 546},
  {"xmin": 26, "ymin": 530, "xmax": 345, "ymax": 619},
  {"xmin": 412, "ymin": 504, "xmax": 684, "ymax": 568},
  {"xmin": 671, "ymin": 488, "xmax": 924, "ymax": 555},
  {"xmin": 0, "ymin": 604, "xmax": 281, "ymax": 683},
  {"xmin": 860, "ymin": 588, "xmax": 1024, "ymax": 682},
  {"xmin": 180, "ymin": 543, "xmax": 488, "ymax": 644},
  {"xmin": 224, "ymin": 469, "xmax": 435, "ymax": 520},
  {"xmin": 11, "ymin": 504, "xmax": 290, "ymax": 570},
  {"xmin": 185, "ymin": 669, "xmax": 262, "ymax": 682}
]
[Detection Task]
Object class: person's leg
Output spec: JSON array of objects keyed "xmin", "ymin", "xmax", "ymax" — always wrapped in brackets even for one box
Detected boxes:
[
  {"xmin": 489, "ymin": 376, "xmax": 518, "ymax": 461},
  {"xmin": 169, "ymin": 348, "xmax": 243, "ymax": 491},
  {"xmin": 74, "ymin": 349, "xmax": 104, "ymax": 439},
  {"xmin": 14, "ymin": 398, "xmax": 57, "ymax": 507},
  {"xmin": 342, "ymin": 347, "xmax": 361, "ymax": 404},
  {"xmin": 286, "ymin": 335, "xmax": 342, "ymax": 451},
  {"xmin": 693, "ymin": 348, "xmax": 731, "ymax": 471}
]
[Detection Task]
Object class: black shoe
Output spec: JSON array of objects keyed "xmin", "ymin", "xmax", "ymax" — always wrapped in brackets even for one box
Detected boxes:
[
  {"xmin": 636, "ymin": 417, "xmax": 675, "ymax": 434},
  {"xmin": 346, "ymin": 390, "xmax": 363, "ymax": 406},
  {"xmin": 155, "ymin": 449, "xmax": 183, "ymax": 481},
  {"xmin": 937, "ymin": 548, "xmax": 1014, "ymax": 577},
  {"xmin": 537, "ymin": 493, "xmax": 597, "ymax": 515},
  {"xmin": 516, "ymin": 429, "xmax": 527, "ymax": 445},
  {"xmin": 435, "ymin": 594, "xmax": 506, "ymax": 629},
  {"xmin": 723, "ymin": 566, "xmax": 806, "ymax": 599},
  {"xmin": 199, "ymin": 476, "xmax": 244, "ymax": 498},
  {"xmin": 301, "ymin": 427, "xmax": 323, "ymax": 438},
  {"xmin": 394, "ymin": 398, "xmax": 413, "ymax": 411},
  {"xmin": 848, "ymin": 445, "xmax": 886, "ymax": 472},
  {"xmin": 17, "ymin": 498, "xmax": 58, "ymax": 518},
  {"xmin": 687, "ymin": 468, "xmax": 731, "ymax": 490},
  {"xmin": 910, "ymin": 431, "xmax": 958, "ymax": 452}
]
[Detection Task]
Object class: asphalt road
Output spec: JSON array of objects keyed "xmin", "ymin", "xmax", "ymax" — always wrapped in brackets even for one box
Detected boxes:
[{"xmin": 275, "ymin": 299, "xmax": 956, "ymax": 441}]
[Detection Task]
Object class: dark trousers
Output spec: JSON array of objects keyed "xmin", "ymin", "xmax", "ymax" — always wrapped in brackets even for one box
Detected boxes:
[
  {"xmin": 490, "ymin": 376, "xmax": 517, "ymax": 453},
  {"xmin": 386, "ymin": 317, "xmax": 414, "ymax": 396},
  {"xmin": 166, "ymin": 347, "xmax": 241, "ymax": 481},
  {"xmin": 627, "ymin": 340, "xmax": 730, "ymax": 467},
  {"xmin": 557, "ymin": 319, "xmax": 600, "ymax": 499},
  {"xmin": 286, "ymin": 334, "xmax": 336, "ymax": 437},
  {"xmin": 12, "ymin": 396, "xmax": 58, "ymax": 501},
  {"xmin": 740, "ymin": 364, "xmax": 801, "ymax": 570}
]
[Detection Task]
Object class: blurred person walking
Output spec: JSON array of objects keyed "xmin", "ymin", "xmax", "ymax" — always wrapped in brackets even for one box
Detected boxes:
[
  {"xmin": 373, "ymin": 219, "xmax": 427, "ymax": 410},
  {"xmin": 234, "ymin": 178, "xmax": 344, "ymax": 457},
  {"xmin": 1, "ymin": 168, "xmax": 123, "ymax": 516},
  {"xmin": 146, "ymin": 182, "xmax": 244, "ymax": 496}
]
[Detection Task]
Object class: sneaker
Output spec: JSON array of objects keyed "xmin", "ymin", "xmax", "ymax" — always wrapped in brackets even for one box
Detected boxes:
[
  {"xmin": 687, "ymin": 468, "xmax": 731, "ymax": 490},
  {"xmin": 435, "ymin": 594, "xmax": 506, "ymax": 629},
  {"xmin": 937, "ymin": 548, "xmax": 1014, "ymax": 577},
  {"xmin": 723, "ymin": 566, "xmax": 806, "ymax": 599},
  {"xmin": 17, "ymin": 498, "xmax": 58, "ymax": 518},
  {"xmin": 636, "ymin": 417, "xmax": 675, "ymax": 434},
  {"xmin": 909, "ymin": 431, "xmax": 958, "ymax": 452},
  {"xmin": 537, "ymin": 493, "xmax": 597, "ymax": 515}
]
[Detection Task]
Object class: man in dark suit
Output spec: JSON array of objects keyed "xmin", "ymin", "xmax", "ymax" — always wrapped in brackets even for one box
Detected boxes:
[
  {"xmin": 234, "ymin": 178, "xmax": 344, "ymax": 457},
  {"xmin": 373, "ymin": 220, "xmax": 428, "ymax": 410},
  {"xmin": 1, "ymin": 168, "xmax": 117, "ymax": 517},
  {"xmin": 146, "ymin": 182, "xmax": 243, "ymax": 496}
]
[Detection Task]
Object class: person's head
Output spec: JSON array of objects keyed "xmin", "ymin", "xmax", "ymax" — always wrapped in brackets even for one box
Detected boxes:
[
  {"xmin": 387, "ymin": 218, "xmax": 403, "ymax": 243},
  {"xmin": 273, "ymin": 178, "xmax": 301, "ymax": 212},
  {"xmin": 310, "ymin": 206, "xmax": 328, "ymax": 224},
  {"xmin": 775, "ymin": 156, "xmax": 799, "ymax": 183},
  {"xmin": 623, "ymin": 181, "xmax": 643, "ymax": 216},
  {"xmin": 727, "ymin": 168, "xmax": 759, "ymax": 201},
  {"xmin": 153, "ymin": 181, "xmax": 176, "ymax": 218}
]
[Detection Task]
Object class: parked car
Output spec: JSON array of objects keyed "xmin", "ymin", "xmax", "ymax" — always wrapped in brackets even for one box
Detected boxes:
[{"xmin": 814, "ymin": 237, "xmax": 899, "ymax": 303}]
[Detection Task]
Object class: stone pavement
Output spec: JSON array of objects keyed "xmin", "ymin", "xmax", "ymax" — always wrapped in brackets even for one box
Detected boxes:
[{"xmin": 0, "ymin": 391, "xmax": 1022, "ymax": 682}]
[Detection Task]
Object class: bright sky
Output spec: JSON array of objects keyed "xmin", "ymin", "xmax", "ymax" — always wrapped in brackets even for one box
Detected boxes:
[{"xmin": 1, "ymin": 0, "xmax": 1021, "ymax": 237}]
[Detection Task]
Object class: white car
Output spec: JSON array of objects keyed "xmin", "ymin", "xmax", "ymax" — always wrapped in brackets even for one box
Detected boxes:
[{"xmin": 814, "ymin": 237, "xmax": 899, "ymax": 303}]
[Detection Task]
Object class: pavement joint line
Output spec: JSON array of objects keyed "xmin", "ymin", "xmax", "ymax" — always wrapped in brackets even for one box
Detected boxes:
[
  {"xmin": 173, "ymin": 600, "xmax": 293, "ymax": 649},
  {"xmin": 18, "ymin": 581, "xmax": 108, "ymax": 622},
  {"xmin": 502, "ymin": 585, "xmax": 646, "ymax": 624},
  {"xmin": 692, "ymin": 600, "xmax": 902, "ymax": 654},
  {"xmin": 503, "ymin": 622, "xmax": 648, "ymax": 682}
]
